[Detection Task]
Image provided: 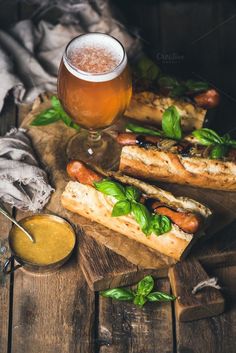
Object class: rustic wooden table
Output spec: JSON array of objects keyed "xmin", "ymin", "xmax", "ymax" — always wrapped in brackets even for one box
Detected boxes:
[{"xmin": 0, "ymin": 95, "xmax": 236, "ymax": 353}]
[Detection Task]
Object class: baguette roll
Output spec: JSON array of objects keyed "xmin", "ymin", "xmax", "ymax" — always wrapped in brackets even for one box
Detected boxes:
[
  {"xmin": 119, "ymin": 146, "xmax": 236, "ymax": 191},
  {"xmin": 61, "ymin": 174, "xmax": 211, "ymax": 261},
  {"xmin": 125, "ymin": 91, "xmax": 206, "ymax": 131}
]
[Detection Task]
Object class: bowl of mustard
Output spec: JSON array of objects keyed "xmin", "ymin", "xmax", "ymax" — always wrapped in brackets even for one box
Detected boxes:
[{"xmin": 4, "ymin": 214, "xmax": 76, "ymax": 274}]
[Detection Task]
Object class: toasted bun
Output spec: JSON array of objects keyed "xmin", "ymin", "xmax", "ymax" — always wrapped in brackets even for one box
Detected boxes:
[
  {"xmin": 119, "ymin": 146, "xmax": 236, "ymax": 191},
  {"xmin": 61, "ymin": 176, "xmax": 211, "ymax": 260},
  {"xmin": 125, "ymin": 91, "xmax": 206, "ymax": 131}
]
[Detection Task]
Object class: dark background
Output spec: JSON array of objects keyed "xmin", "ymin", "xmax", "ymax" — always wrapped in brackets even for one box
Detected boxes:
[{"xmin": 0, "ymin": 0, "xmax": 235, "ymax": 134}]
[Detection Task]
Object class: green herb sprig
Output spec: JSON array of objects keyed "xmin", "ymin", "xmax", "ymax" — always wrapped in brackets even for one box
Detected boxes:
[
  {"xmin": 158, "ymin": 76, "xmax": 209, "ymax": 98},
  {"xmin": 31, "ymin": 96, "xmax": 80, "ymax": 131},
  {"xmin": 192, "ymin": 128, "xmax": 236, "ymax": 159},
  {"xmin": 126, "ymin": 123, "xmax": 163, "ymax": 137},
  {"xmin": 134, "ymin": 55, "xmax": 209, "ymax": 98},
  {"xmin": 127, "ymin": 106, "xmax": 236, "ymax": 159},
  {"xmin": 94, "ymin": 179, "xmax": 171, "ymax": 236},
  {"xmin": 127, "ymin": 105, "xmax": 182, "ymax": 140},
  {"xmin": 134, "ymin": 55, "xmax": 160, "ymax": 82},
  {"xmin": 100, "ymin": 275, "xmax": 176, "ymax": 308}
]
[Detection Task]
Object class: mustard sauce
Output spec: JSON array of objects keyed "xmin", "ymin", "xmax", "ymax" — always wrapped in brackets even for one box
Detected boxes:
[{"xmin": 10, "ymin": 217, "xmax": 75, "ymax": 265}]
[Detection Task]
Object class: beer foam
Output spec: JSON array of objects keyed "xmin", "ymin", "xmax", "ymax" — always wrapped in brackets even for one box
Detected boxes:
[{"xmin": 63, "ymin": 33, "xmax": 127, "ymax": 82}]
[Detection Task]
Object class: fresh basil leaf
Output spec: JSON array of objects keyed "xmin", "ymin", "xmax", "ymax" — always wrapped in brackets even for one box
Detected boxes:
[
  {"xmin": 150, "ymin": 215, "xmax": 172, "ymax": 236},
  {"xmin": 125, "ymin": 186, "xmax": 141, "ymax": 202},
  {"xmin": 31, "ymin": 109, "xmax": 60, "ymax": 126},
  {"xmin": 135, "ymin": 56, "xmax": 160, "ymax": 81},
  {"xmin": 61, "ymin": 113, "xmax": 80, "ymax": 130},
  {"xmin": 60, "ymin": 112, "xmax": 73, "ymax": 126},
  {"xmin": 228, "ymin": 139, "xmax": 236, "ymax": 148},
  {"xmin": 133, "ymin": 294, "xmax": 147, "ymax": 308},
  {"xmin": 31, "ymin": 96, "xmax": 80, "ymax": 131},
  {"xmin": 137, "ymin": 275, "xmax": 154, "ymax": 297},
  {"xmin": 131, "ymin": 202, "xmax": 151, "ymax": 235},
  {"xmin": 100, "ymin": 288, "xmax": 134, "ymax": 301},
  {"xmin": 192, "ymin": 128, "xmax": 223, "ymax": 145},
  {"xmin": 221, "ymin": 133, "xmax": 236, "ymax": 147},
  {"xmin": 126, "ymin": 123, "xmax": 162, "ymax": 137},
  {"xmin": 51, "ymin": 96, "xmax": 61, "ymax": 110},
  {"xmin": 222, "ymin": 133, "xmax": 231, "ymax": 144},
  {"xmin": 162, "ymin": 106, "xmax": 182, "ymax": 140},
  {"xmin": 112, "ymin": 200, "xmax": 131, "ymax": 217},
  {"xmin": 210, "ymin": 144, "xmax": 228, "ymax": 159},
  {"xmin": 158, "ymin": 76, "xmax": 178, "ymax": 90},
  {"xmin": 94, "ymin": 180, "xmax": 126, "ymax": 201},
  {"xmin": 147, "ymin": 291, "xmax": 176, "ymax": 302},
  {"xmin": 169, "ymin": 85, "xmax": 186, "ymax": 98},
  {"xmin": 70, "ymin": 121, "xmax": 81, "ymax": 131},
  {"xmin": 185, "ymin": 80, "xmax": 209, "ymax": 93}
]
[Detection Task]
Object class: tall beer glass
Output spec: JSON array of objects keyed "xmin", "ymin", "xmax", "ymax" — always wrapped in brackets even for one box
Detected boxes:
[{"xmin": 58, "ymin": 33, "xmax": 132, "ymax": 169}]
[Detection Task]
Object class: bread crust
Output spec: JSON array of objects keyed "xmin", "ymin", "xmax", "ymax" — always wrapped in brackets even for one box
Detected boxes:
[
  {"xmin": 125, "ymin": 91, "xmax": 206, "ymax": 131},
  {"xmin": 120, "ymin": 146, "xmax": 236, "ymax": 191},
  {"xmin": 61, "ymin": 180, "xmax": 211, "ymax": 261}
]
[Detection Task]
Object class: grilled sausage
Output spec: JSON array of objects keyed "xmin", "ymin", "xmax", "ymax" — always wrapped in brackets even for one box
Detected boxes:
[
  {"xmin": 141, "ymin": 198, "xmax": 201, "ymax": 233},
  {"xmin": 194, "ymin": 89, "xmax": 220, "ymax": 109},
  {"xmin": 155, "ymin": 206, "xmax": 201, "ymax": 234},
  {"xmin": 117, "ymin": 133, "xmax": 162, "ymax": 146},
  {"xmin": 67, "ymin": 160, "xmax": 102, "ymax": 186},
  {"xmin": 117, "ymin": 133, "xmax": 137, "ymax": 145}
]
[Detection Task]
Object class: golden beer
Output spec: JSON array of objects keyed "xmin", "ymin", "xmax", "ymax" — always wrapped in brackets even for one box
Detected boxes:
[
  {"xmin": 57, "ymin": 33, "xmax": 132, "ymax": 169},
  {"xmin": 58, "ymin": 34, "xmax": 132, "ymax": 129}
]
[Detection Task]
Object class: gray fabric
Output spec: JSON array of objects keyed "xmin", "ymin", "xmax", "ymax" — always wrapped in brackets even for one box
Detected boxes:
[
  {"xmin": 0, "ymin": 128, "xmax": 54, "ymax": 211},
  {"xmin": 0, "ymin": 0, "xmax": 141, "ymax": 112}
]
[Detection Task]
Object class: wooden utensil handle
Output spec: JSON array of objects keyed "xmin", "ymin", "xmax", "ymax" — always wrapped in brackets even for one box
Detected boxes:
[{"xmin": 168, "ymin": 258, "xmax": 225, "ymax": 322}]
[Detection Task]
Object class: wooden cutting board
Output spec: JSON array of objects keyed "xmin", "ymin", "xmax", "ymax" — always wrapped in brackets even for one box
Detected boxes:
[{"xmin": 20, "ymin": 95, "xmax": 236, "ymax": 291}]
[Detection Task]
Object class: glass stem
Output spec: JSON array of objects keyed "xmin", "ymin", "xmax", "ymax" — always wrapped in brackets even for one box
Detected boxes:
[{"xmin": 87, "ymin": 130, "xmax": 102, "ymax": 148}]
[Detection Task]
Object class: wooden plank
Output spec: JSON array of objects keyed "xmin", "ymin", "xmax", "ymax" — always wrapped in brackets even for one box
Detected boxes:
[
  {"xmin": 0, "ymin": 92, "xmax": 17, "ymax": 353},
  {"xmin": 18, "ymin": 2, "xmax": 38, "ymax": 21},
  {"xmin": 169, "ymin": 258, "xmax": 224, "ymax": 322},
  {"xmin": 0, "ymin": 93, "xmax": 17, "ymax": 136},
  {"xmin": 176, "ymin": 266, "xmax": 236, "ymax": 353},
  {"xmin": 98, "ymin": 278, "xmax": 173, "ymax": 353},
  {"xmin": 197, "ymin": 220, "xmax": 236, "ymax": 268},
  {"xmin": 209, "ymin": 265, "xmax": 236, "ymax": 298},
  {"xmin": 0, "ymin": 0, "xmax": 18, "ymax": 29},
  {"xmin": 79, "ymin": 231, "xmax": 166, "ymax": 291},
  {"xmin": 113, "ymin": 0, "xmax": 162, "ymax": 59},
  {"xmin": 0, "ymin": 211, "xmax": 12, "ymax": 353},
  {"xmin": 209, "ymin": 1, "xmax": 236, "ymax": 135},
  {"xmin": 11, "ymin": 210, "xmax": 96, "ymax": 353}
]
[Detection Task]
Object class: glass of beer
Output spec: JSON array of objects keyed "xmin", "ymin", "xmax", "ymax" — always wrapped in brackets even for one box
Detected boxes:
[{"xmin": 58, "ymin": 33, "xmax": 132, "ymax": 169}]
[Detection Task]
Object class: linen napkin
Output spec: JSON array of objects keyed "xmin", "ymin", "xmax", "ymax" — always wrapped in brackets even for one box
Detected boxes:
[{"xmin": 0, "ymin": 128, "xmax": 53, "ymax": 211}]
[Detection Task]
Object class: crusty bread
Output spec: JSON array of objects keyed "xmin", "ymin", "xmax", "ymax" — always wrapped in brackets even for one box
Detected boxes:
[
  {"xmin": 125, "ymin": 91, "xmax": 206, "ymax": 131},
  {"xmin": 61, "ymin": 176, "xmax": 211, "ymax": 260},
  {"xmin": 119, "ymin": 146, "xmax": 236, "ymax": 191}
]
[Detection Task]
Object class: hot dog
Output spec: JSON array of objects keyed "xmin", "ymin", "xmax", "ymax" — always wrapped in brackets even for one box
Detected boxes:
[
  {"xmin": 118, "ymin": 130, "xmax": 236, "ymax": 191},
  {"xmin": 67, "ymin": 161, "xmax": 202, "ymax": 234},
  {"xmin": 125, "ymin": 92, "xmax": 207, "ymax": 132},
  {"xmin": 61, "ymin": 161, "xmax": 211, "ymax": 260},
  {"xmin": 117, "ymin": 132, "xmax": 236, "ymax": 160}
]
